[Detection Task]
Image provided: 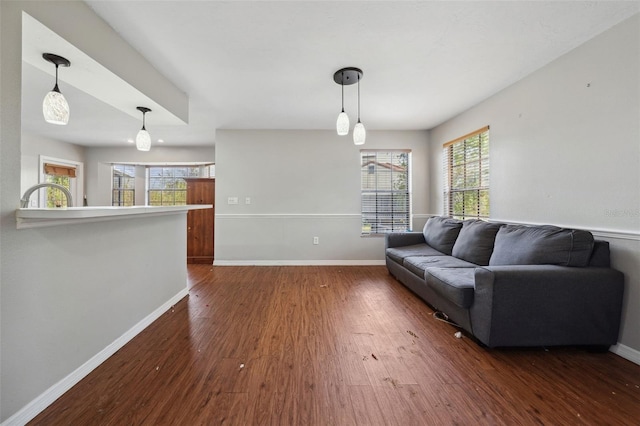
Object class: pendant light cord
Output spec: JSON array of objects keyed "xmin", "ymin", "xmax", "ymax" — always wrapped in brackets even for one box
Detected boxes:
[
  {"xmin": 341, "ymin": 71, "xmax": 345, "ymax": 113},
  {"xmin": 357, "ymin": 73, "xmax": 361, "ymax": 122},
  {"xmin": 53, "ymin": 64, "xmax": 60, "ymax": 93}
]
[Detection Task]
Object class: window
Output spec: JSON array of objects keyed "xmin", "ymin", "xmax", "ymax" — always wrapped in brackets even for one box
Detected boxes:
[
  {"xmin": 112, "ymin": 164, "xmax": 136, "ymax": 206},
  {"xmin": 443, "ymin": 126, "xmax": 489, "ymax": 220},
  {"xmin": 361, "ymin": 150, "xmax": 411, "ymax": 234},
  {"xmin": 147, "ymin": 166, "xmax": 201, "ymax": 206},
  {"xmin": 42, "ymin": 161, "xmax": 78, "ymax": 208}
]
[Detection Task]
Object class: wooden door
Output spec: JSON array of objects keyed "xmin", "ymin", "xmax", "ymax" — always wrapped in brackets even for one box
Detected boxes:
[{"xmin": 186, "ymin": 178, "xmax": 215, "ymax": 264}]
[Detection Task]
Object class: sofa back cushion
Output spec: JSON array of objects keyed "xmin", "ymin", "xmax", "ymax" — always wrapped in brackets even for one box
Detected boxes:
[
  {"xmin": 489, "ymin": 224, "xmax": 594, "ymax": 267},
  {"xmin": 422, "ymin": 216, "xmax": 463, "ymax": 255},
  {"xmin": 589, "ymin": 241, "xmax": 611, "ymax": 267},
  {"xmin": 452, "ymin": 220, "xmax": 502, "ymax": 265}
]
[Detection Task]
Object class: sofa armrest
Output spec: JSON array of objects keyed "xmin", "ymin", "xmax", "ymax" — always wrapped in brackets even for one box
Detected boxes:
[
  {"xmin": 385, "ymin": 232, "xmax": 426, "ymax": 249},
  {"xmin": 470, "ymin": 265, "xmax": 624, "ymax": 348}
]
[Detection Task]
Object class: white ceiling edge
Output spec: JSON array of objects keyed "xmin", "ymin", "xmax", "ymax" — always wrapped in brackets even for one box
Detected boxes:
[{"xmin": 22, "ymin": 12, "xmax": 187, "ymax": 126}]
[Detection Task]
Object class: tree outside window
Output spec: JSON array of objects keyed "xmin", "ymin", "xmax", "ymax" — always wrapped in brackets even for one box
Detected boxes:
[{"xmin": 147, "ymin": 166, "xmax": 201, "ymax": 206}]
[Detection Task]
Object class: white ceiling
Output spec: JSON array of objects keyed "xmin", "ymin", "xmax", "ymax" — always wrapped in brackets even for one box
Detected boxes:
[{"xmin": 21, "ymin": 1, "xmax": 640, "ymax": 147}]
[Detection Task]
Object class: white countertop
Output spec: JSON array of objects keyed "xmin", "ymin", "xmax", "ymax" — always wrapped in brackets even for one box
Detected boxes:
[{"xmin": 16, "ymin": 205, "xmax": 212, "ymax": 229}]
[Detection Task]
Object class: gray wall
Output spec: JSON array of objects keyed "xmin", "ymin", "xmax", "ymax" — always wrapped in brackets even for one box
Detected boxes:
[
  {"xmin": 214, "ymin": 129, "xmax": 429, "ymax": 263},
  {"xmin": 428, "ymin": 15, "xmax": 640, "ymax": 356}
]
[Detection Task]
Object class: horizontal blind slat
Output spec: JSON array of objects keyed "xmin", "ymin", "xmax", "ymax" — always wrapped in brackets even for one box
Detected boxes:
[
  {"xmin": 443, "ymin": 128, "xmax": 490, "ymax": 219},
  {"xmin": 360, "ymin": 150, "xmax": 411, "ymax": 234}
]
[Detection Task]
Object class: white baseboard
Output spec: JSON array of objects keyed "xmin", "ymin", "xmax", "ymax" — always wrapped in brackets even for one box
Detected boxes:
[
  {"xmin": 214, "ymin": 260, "xmax": 386, "ymax": 266},
  {"xmin": 1, "ymin": 288, "xmax": 189, "ymax": 426},
  {"xmin": 610, "ymin": 343, "xmax": 640, "ymax": 366}
]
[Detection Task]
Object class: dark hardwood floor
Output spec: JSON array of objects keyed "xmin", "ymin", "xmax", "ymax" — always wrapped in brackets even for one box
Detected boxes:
[{"xmin": 31, "ymin": 265, "xmax": 640, "ymax": 425}]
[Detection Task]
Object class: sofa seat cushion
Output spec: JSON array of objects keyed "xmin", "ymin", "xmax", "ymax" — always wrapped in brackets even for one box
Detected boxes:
[
  {"xmin": 422, "ymin": 216, "xmax": 463, "ymax": 255},
  {"xmin": 386, "ymin": 244, "xmax": 446, "ymax": 263},
  {"xmin": 403, "ymin": 256, "xmax": 477, "ymax": 278},
  {"xmin": 489, "ymin": 224, "xmax": 595, "ymax": 267},
  {"xmin": 452, "ymin": 220, "xmax": 502, "ymax": 265},
  {"xmin": 425, "ymin": 267, "xmax": 476, "ymax": 308}
]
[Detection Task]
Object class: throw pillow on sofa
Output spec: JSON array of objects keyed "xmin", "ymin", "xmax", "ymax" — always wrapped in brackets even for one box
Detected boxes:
[
  {"xmin": 422, "ymin": 216, "xmax": 463, "ymax": 255},
  {"xmin": 489, "ymin": 224, "xmax": 595, "ymax": 267},
  {"xmin": 452, "ymin": 219, "xmax": 502, "ymax": 265}
]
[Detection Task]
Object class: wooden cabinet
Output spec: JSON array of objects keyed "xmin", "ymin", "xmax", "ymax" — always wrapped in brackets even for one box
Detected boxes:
[{"xmin": 185, "ymin": 178, "xmax": 215, "ymax": 264}]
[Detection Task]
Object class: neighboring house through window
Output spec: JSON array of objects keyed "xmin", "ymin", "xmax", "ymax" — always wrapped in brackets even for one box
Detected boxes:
[
  {"xmin": 443, "ymin": 126, "xmax": 490, "ymax": 219},
  {"xmin": 361, "ymin": 150, "xmax": 411, "ymax": 234}
]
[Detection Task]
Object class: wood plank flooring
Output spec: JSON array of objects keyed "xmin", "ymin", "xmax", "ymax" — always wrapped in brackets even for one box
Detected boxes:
[{"xmin": 30, "ymin": 265, "xmax": 640, "ymax": 425}]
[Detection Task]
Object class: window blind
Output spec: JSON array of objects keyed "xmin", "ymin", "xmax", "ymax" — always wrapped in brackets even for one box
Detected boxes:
[
  {"xmin": 361, "ymin": 150, "xmax": 411, "ymax": 234},
  {"xmin": 443, "ymin": 126, "xmax": 489, "ymax": 220}
]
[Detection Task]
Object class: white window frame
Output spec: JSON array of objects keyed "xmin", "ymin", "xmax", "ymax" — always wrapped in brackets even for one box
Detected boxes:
[
  {"xmin": 145, "ymin": 165, "xmax": 212, "ymax": 206},
  {"xmin": 443, "ymin": 126, "xmax": 490, "ymax": 220},
  {"xmin": 360, "ymin": 149, "xmax": 412, "ymax": 236},
  {"xmin": 38, "ymin": 155, "xmax": 83, "ymax": 208},
  {"xmin": 112, "ymin": 164, "xmax": 136, "ymax": 206}
]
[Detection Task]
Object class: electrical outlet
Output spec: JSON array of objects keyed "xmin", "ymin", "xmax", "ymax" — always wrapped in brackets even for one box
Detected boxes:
[{"xmin": 313, "ymin": 236, "xmax": 319, "ymax": 245}]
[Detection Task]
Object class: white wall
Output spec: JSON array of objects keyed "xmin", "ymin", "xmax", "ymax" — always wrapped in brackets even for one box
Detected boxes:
[
  {"xmin": 214, "ymin": 129, "xmax": 429, "ymax": 264},
  {"xmin": 1, "ymin": 2, "xmax": 190, "ymax": 422},
  {"xmin": 84, "ymin": 145, "xmax": 215, "ymax": 206},
  {"xmin": 428, "ymin": 15, "xmax": 640, "ymax": 357}
]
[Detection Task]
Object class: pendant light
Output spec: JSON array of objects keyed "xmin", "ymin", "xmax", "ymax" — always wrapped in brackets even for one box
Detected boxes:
[
  {"xmin": 353, "ymin": 72, "xmax": 366, "ymax": 145},
  {"xmin": 333, "ymin": 67, "xmax": 364, "ymax": 145},
  {"xmin": 42, "ymin": 53, "xmax": 71, "ymax": 125},
  {"xmin": 336, "ymin": 71, "xmax": 349, "ymax": 135},
  {"xmin": 136, "ymin": 107, "xmax": 152, "ymax": 151}
]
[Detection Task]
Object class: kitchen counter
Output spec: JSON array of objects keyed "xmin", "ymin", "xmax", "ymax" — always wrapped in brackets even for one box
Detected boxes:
[{"xmin": 15, "ymin": 205, "xmax": 212, "ymax": 229}]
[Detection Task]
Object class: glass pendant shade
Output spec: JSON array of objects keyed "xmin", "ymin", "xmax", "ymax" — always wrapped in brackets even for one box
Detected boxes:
[
  {"xmin": 136, "ymin": 129, "xmax": 151, "ymax": 151},
  {"xmin": 135, "ymin": 106, "xmax": 152, "ymax": 151},
  {"xmin": 353, "ymin": 121, "xmax": 366, "ymax": 145},
  {"xmin": 42, "ymin": 89, "xmax": 69, "ymax": 125},
  {"xmin": 336, "ymin": 111, "xmax": 350, "ymax": 135},
  {"xmin": 42, "ymin": 54, "xmax": 71, "ymax": 125},
  {"xmin": 333, "ymin": 67, "xmax": 364, "ymax": 143}
]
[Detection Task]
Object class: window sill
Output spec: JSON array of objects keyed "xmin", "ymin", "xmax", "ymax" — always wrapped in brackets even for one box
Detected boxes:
[{"xmin": 15, "ymin": 205, "xmax": 212, "ymax": 229}]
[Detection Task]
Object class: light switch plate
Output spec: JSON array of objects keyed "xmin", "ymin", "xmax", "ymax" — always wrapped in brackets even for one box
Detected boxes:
[{"xmin": 227, "ymin": 197, "xmax": 238, "ymax": 205}]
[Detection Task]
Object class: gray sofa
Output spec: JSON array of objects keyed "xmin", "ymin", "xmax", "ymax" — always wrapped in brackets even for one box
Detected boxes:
[{"xmin": 385, "ymin": 216, "xmax": 625, "ymax": 349}]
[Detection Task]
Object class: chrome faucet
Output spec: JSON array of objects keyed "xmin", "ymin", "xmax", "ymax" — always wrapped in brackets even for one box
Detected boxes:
[{"xmin": 20, "ymin": 183, "xmax": 74, "ymax": 208}]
